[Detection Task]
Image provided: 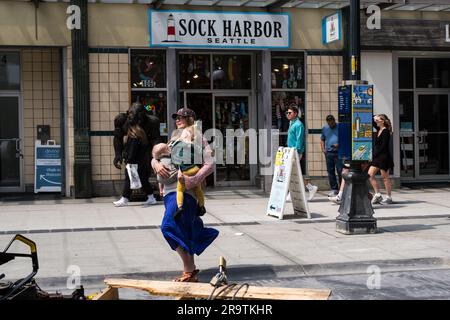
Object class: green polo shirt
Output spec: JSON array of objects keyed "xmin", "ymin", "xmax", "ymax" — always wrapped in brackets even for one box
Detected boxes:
[{"xmin": 287, "ymin": 118, "xmax": 305, "ymax": 154}]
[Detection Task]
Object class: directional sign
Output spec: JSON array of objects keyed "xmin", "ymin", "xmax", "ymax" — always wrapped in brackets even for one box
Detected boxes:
[{"xmin": 34, "ymin": 142, "xmax": 61, "ymax": 193}]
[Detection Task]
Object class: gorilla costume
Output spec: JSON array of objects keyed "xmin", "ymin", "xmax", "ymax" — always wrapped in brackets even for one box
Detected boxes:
[{"xmin": 113, "ymin": 102, "xmax": 160, "ymax": 203}]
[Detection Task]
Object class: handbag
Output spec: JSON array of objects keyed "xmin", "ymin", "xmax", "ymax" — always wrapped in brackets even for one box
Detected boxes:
[{"xmin": 126, "ymin": 163, "xmax": 142, "ymax": 189}]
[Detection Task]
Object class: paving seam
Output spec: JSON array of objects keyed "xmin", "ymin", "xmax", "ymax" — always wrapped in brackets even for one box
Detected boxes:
[{"xmin": 1, "ymin": 215, "xmax": 449, "ymax": 235}]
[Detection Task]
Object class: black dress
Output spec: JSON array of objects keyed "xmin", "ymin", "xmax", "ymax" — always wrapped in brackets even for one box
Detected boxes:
[
  {"xmin": 122, "ymin": 137, "xmax": 154, "ymax": 198},
  {"xmin": 372, "ymin": 126, "xmax": 394, "ymax": 171}
]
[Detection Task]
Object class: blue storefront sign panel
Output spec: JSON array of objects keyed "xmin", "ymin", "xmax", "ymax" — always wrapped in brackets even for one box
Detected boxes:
[{"xmin": 34, "ymin": 144, "xmax": 61, "ymax": 193}]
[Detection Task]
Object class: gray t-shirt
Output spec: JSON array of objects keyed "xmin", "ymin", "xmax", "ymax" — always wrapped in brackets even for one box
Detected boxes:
[
  {"xmin": 157, "ymin": 156, "xmax": 198, "ymax": 198},
  {"xmin": 157, "ymin": 156, "xmax": 178, "ymax": 186}
]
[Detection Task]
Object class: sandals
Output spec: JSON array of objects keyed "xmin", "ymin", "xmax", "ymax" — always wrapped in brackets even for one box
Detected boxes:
[{"xmin": 173, "ymin": 269, "xmax": 199, "ymax": 282}]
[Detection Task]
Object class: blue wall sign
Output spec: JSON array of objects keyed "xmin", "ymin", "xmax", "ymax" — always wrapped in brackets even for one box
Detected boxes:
[{"xmin": 322, "ymin": 12, "xmax": 341, "ymax": 44}]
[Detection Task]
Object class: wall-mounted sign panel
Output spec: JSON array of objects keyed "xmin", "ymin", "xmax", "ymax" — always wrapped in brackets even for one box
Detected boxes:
[
  {"xmin": 149, "ymin": 10, "xmax": 290, "ymax": 49},
  {"xmin": 322, "ymin": 12, "xmax": 341, "ymax": 44}
]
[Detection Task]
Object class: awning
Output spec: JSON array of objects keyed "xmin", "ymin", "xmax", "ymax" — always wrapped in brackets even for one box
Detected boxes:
[{"xmin": 16, "ymin": 0, "xmax": 450, "ymax": 12}]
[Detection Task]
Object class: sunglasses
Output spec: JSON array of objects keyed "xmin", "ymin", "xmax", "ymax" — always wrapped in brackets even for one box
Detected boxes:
[
  {"xmin": 175, "ymin": 116, "xmax": 187, "ymax": 120},
  {"xmin": 285, "ymin": 111, "xmax": 294, "ymax": 115}
]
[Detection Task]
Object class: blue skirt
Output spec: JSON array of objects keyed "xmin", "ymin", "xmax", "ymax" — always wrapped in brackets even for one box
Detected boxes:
[{"xmin": 161, "ymin": 192, "xmax": 219, "ymax": 256}]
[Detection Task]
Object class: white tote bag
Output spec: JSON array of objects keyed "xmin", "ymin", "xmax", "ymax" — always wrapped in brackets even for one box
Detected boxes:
[{"xmin": 126, "ymin": 164, "xmax": 142, "ymax": 189}]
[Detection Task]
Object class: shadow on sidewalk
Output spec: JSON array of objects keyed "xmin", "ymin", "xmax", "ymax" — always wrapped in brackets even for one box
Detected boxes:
[
  {"xmin": 308, "ymin": 198, "xmax": 333, "ymax": 203},
  {"xmin": 379, "ymin": 224, "xmax": 435, "ymax": 233},
  {"xmin": 277, "ymin": 212, "xmax": 328, "ymax": 220}
]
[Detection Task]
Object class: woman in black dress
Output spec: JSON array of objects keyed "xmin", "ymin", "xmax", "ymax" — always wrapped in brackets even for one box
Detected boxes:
[{"xmin": 369, "ymin": 114, "xmax": 394, "ymax": 205}]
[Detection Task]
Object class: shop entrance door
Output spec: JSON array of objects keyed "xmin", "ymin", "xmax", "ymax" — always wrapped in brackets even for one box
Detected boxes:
[
  {"xmin": 0, "ymin": 94, "xmax": 23, "ymax": 192},
  {"xmin": 181, "ymin": 92, "xmax": 254, "ymax": 186},
  {"xmin": 213, "ymin": 94, "xmax": 252, "ymax": 186},
  {"xmin": 182, "ymin": 92, "xmax": 214, "ymax": 186},
  {"xmin": 415, "ymin": 93, "xmax": 450, "ymax": 179}
]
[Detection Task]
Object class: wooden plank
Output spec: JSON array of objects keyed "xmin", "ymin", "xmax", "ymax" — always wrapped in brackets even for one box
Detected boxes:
[
  {"xmin": 104, "ymin": 279, "xmax": 331, "ymax": 300},
  {"xmin": 92, "ymin": 286, "xmax": 119, "ymax": 300}
]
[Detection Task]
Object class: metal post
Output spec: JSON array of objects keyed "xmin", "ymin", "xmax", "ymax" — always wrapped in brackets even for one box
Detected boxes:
[
  {"xmin": 71, "ymin": 0, "xmax": 93, "ymax": 198},
  {"xmin": 349, "ymin": 0, "xmax": 361, "ymax": 81},
  {"xmin": 166, "ymin": 48, "xmax": 177, "ymax": 136},
  {"xmin": 336, "ymin": 0, "xmax": 377, "ymax": 234}
]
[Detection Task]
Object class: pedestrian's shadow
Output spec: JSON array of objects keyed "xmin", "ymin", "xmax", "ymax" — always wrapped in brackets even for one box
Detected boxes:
[
  {"xmin": 279, "ymin": 212, "xmax": 328, "ymax": 220},
  {"xmin": 197, "ymin": 264, "xmax": 281, "ymax": 283},
  {"xmin": 372, "ymin": 200, "xmax": 427, "ymax": 209},
  {"xmin": 378, "ymin": 224, "xmax": 435, "ymax": 233},
  {"xmin": 308, "ymin": 198, "xmax": 333, "ymax": 203}
]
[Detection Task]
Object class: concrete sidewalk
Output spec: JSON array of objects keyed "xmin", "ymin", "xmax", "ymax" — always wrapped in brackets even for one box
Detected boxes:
[{"xmin": 1, "ymin": 186, "xmax": 450, "ymax": 285}]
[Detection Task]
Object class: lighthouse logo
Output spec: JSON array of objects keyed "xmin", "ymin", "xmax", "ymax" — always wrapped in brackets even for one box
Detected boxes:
[{"xmin": 162, "ymin": 14, "xmax": 180, "ymax": 43}]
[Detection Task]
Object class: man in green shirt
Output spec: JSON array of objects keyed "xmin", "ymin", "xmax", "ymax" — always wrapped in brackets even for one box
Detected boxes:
[{"xmin": 286, "ymin": 104, "xmax": 318, "ymax": 201}]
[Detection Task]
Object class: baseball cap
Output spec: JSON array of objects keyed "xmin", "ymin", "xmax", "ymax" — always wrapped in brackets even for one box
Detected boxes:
[{"xmin": 171, "ymin": 107, "xmax": 196, "ymax": 120}]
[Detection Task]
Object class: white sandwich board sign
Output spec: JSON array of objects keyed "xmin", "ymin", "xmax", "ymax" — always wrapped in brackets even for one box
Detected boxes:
[{"xmin": 266, "ymin": 147, "xmax": 310, "ymax": 219}]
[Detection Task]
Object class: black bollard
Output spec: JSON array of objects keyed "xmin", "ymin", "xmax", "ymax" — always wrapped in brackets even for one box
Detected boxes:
[{"xmin": 336, "ymin": 162, "xmax": 377, "ymax": 234}]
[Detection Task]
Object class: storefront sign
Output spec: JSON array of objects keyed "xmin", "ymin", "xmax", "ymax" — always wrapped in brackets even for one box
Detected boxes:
[
  {"xmin": 149, "ymin": 10, "xmax": 290, "ymax": 49},
  {"xmin": 34, "ymin": 142, "xmax": 61, "ymax": 193},
  {"xmin": 322, "ymin": 12, "xmax": 341, "ymax": 44}
]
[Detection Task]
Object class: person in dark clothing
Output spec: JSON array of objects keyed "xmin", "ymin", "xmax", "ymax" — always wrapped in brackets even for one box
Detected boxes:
[
  {"xmin": 369, "ymin": 114, "xmax": 394, "ymax": 205},
  {"xmin": 113, "ymin": 102, "xmax": 160, "ymax": 207}
]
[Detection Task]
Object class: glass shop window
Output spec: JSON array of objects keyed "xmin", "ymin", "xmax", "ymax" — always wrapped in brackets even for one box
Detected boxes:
[
  {"xmin": 271, "ymin": 91, "xmax": 306, "ymax": 134},
  {"xmin": 415, "ymin": 58, "xmax": 450, "ymax": 89},
  {"xmin": 212, "ymin": 54, "xmax": 251, "ymax": 90},
  {"xmin": 398, "ymin": 58, "xmax": 413, "ymax": 89},
  {"xmin": 179, "ymin": 54, "xmax": 211, "ymax": 89},
  {"xmin": 0, "ymin": 52, "xmax": 20, "ymax": 90},
  {"xmin": 130, "ymin": 50, "xmax": 166, "ymax": 89},
  {"xmin": 131, "ymin": 91, "xmax": 168, "ymax": 136},
  {"xmin": 271, "ymin": 52, "xmax": 305, "ymax": 89}
]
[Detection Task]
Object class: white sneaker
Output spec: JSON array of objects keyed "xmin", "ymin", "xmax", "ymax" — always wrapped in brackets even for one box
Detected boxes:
[
  {"xmin": 371, "ymin": 193, "xmax": 383, "ymax": 205},
  {"xmin": 329, "ymin": 195, "xmax": 341, "ymax": 205},
  {"xmin": 143, "ymin": 194, "xmax": 157, "ymax": 207},
  {"xmin": 381, "ymin": 197, "xmax": 393, "ymax": 205},
  {"xmin": 286, "ymin": 193, "xmax": 291, "ymax": 202},
  {"xmin": 113, "ymin": 197, "xmax": 129, "ymax": 207},
  {"xmin": 308, "ymin": 185, "xmax": 318, "ymax": 201},
  {"xmin": 328, "ymin": 190, "xmax": 338, "ymax": 197}
]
